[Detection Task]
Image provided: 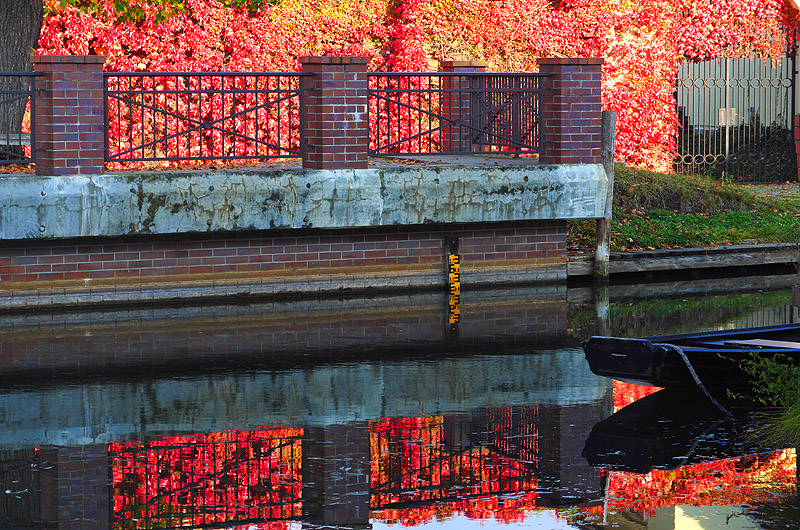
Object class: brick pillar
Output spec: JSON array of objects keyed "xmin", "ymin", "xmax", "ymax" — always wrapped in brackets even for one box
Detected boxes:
[
  {"xmin": 300, "ymin": 56, "xmax": 370, "ymax": 170},
  {"xmin": 39, "ymin": 445, "xmax": 110, "ymax": 530},
  {"xmin": 32, "ymin": 55, "xmax": 106, "ymax": 176},
  {"xmin": 537, "ymin": 57, "xmax": 604, "ymax": 165},
  {"xmin": 440, "ymin": 60, "xmax": 487, "ymax": 153}
]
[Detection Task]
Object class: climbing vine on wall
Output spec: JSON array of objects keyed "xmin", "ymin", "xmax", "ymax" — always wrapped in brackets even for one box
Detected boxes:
[{"xmin": 38, "ymin": 0, "xmax": 796, "ymax": 169}]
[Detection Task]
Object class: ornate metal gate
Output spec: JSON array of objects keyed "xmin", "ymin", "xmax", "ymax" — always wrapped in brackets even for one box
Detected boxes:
[{"xmin": 675, "ymin": 56, "xmax": 796, "ymax": 183}]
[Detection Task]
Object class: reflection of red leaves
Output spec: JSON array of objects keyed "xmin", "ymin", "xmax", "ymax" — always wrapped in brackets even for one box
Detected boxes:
[
  {"xmin": 373, "ymin": 491, "xmax": 542, "ymax": 526},
  {"xmin": 613, "ymin": 380, "xmax": 663, "ymax": 411},
  {"xmin": 370, "ymin": 410, "xmax": 539, "ymax": 525},
  {"xmin": 109, "ymin": 428, "xmax": 304, "ymax": 528},
  {"xmin": 603, "ymin": 450, "xmax": 797, "ymax": 517},
  {"xmin": 598, "ymin": 380, "xmax": 799, "ymax": 522}
]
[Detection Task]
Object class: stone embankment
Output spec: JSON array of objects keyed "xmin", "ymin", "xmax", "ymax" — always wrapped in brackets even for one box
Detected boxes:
[{"xmin": 568, "ymin": 242, "xmax": 797, "ymax": 278}]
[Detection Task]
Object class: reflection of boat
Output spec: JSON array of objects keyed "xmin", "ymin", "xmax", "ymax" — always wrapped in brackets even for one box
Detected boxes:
[
  {"xmin": 582, "ymin": 323, "xmax": 800, "ymax": 389},
  {"xmin": 582, "ymin": 388, "xmax": 769, "ymax": 474}
]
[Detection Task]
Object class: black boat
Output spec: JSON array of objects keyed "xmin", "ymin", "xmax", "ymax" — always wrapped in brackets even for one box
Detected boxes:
[{"xmin": 582, "ymin": 323, "xmax": 800, "ymax": 389}]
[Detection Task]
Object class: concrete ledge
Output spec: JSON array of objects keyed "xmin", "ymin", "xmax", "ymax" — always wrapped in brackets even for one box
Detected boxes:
[
  {"xmin": 568, "ymin": 242, "xmax": 798, "ymax": 277},
  {"xmin": 0, "ymin": 161, "xmax": 607, "ymax": 239}
]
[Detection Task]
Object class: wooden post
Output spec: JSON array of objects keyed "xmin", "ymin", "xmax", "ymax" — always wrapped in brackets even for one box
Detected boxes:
[{"xmin": 594, "ymin": 110, "xmax": 617, "ymax": 283}]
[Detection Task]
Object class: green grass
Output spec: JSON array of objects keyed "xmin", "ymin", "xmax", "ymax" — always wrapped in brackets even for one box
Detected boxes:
[
  {"xmin": 738, "ymin": 352, "xmax": 800, "ymax": 448},
  {"xmin": 568, "ymin": 165, "xmax": 800, "ymax": 251}
]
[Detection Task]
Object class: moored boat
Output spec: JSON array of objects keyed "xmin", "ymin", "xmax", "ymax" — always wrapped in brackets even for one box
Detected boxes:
[{"xmin": 582, "ymin": 323, "xmax": 800, "ymax": 389}]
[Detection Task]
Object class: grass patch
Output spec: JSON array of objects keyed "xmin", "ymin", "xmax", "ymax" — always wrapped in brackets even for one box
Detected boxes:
[
  {"xmin": 738, "ymin": 352, "xmax": 800, "ymax": 449},
  {"xmin": 569, "ymin": 165, "xmax": 800, "ymax": 251}
]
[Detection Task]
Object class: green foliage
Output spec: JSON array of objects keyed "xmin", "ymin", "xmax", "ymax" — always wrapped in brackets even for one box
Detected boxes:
[
  {"xmin": 52, "ymin": 0, "xmax": 186, "ymax": 21},
  {"xmin": 740, "ymin": 352, "xmax": 800, "ymax": 408},
  {"xmin": 568, "ymin": 165, "xmax": 800, "ymax": 251},
  {"xmin": 612, "ymin": 164, "xmax": 778, "ymax": 213},
  {"xmin": 738, "ymin": 351, "xmax": 800, "ymax": 448},
  {"xmin": 52, "ymin": 0, "xmax": 269, "ymax": 22}
]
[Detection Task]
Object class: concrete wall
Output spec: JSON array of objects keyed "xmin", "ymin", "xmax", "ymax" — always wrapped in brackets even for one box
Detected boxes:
[{"xmin": 0, "ymin": 163, "xmax": 606, "ymax": 239}]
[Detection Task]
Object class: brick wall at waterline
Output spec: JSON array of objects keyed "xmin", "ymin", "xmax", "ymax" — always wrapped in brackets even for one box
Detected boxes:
[{"xmin": 0, "ymin": 221, "xmax": 566, "ymax": 296}]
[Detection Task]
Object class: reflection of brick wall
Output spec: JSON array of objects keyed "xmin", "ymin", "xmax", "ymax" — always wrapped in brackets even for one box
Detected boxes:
[
  {"xmin": 536, "ymin": 400, "xmax": 611, "ymax": 506},
  {"xmin": 0, "ymin": 290, "xmax": 567, "ymax": 379},
  {"xmin": 39, "ymin": 445, "xmax": 109, "ymax": 530},
  {"xmin": 303, "ymin": 425, "xmax": 371, "ymax": 527},
  {"xmin": 0, "ymin": 220, "xmax": 566, "ymax": 308},
  {"xmin": 0, "ymin": 286, "xmax": 567, "ymax": 375}
]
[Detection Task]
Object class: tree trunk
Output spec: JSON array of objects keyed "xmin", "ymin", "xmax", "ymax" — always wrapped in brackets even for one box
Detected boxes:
[{"xmin": 0, "ymin": 0, "xmax": 43, "ymax": 159}]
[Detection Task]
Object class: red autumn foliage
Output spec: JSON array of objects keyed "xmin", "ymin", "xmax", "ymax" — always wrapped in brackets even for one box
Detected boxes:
[{"xmin": 37, "ymin": 0, "xmax": 796, "ymax": 169}]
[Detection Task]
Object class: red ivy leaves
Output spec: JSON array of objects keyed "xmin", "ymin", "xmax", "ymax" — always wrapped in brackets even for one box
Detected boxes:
[{"xmin": 38, "ymin": 0, "xmax": 796, "ymax": 169}]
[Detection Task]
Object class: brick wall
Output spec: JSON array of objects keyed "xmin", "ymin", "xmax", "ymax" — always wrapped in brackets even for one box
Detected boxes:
[
  {"xmin": 25, "ymin": 55, "xmax": 603, "ymax": 172},
  {"xmin": 32, "ymin": 55, "xmax": 106, "ymax": 176},
  {"xmin": 537, "ymin": 57, "xmax": 604, "ymax": 165},
  {"xmin": 300, "ymin": 56, "xmax": 370, "ymax": 169},
  {"xmin": 0, "ymin": 220, "xmax": 566, "ymax": 307}
]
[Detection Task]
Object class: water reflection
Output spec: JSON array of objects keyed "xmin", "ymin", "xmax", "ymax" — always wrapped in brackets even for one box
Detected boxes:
[{"xmin": 0, "ymin": 278, "xmax": 797, "ymax": 529}]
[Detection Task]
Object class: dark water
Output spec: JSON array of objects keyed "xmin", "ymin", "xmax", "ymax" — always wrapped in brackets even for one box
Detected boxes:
[{"xmin": 0, "ymin": 275, "xmax": 797, "ymax": 529}]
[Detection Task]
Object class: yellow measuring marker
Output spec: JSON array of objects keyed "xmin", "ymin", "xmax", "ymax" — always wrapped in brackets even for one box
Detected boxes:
[{"xmin": 448, "ymin": 254, "xmax": 461, "ymax": 324}]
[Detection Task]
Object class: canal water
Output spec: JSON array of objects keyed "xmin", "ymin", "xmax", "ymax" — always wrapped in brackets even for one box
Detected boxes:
[{"xmin": 0, "ymin": 274, "xmax": 797, "ymax": 529}]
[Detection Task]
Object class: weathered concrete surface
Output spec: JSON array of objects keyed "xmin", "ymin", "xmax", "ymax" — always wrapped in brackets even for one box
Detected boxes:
[{"xmin": 0, "ymin": 162, "xmax": 607, "ymax": 239}]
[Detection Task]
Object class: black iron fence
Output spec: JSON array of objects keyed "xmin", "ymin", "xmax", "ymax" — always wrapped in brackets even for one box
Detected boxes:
[
  {"xmin": 676, "ymin": 56, "xmax": 797, "ymax": 183},
  {"xmin": 104, "ymin": 72, "xmax": 307, "ymax": 163},
  {"xmin": 0, "ymin": 72, "xmax": 37, "ymax": 164},
  {"xmin": 368, "ymin": 72, "xmax": 545, "ymax": 155}
]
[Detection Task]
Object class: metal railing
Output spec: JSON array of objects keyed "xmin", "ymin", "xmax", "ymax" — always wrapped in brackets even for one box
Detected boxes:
[
  {"xmin": 0, "ymin": 72, "xmax": 37, "ymax": 164},
  {"xmin": 105, "ymin": 72, "xmax": 307, "ymax": 163},
  {"xmin": 368, "ymin": 72, "xmax": 545, "ymax": 156},
  {"xmin": 676, "ymin": 56, "xmax": 796, "ymax": 183}
]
